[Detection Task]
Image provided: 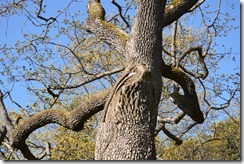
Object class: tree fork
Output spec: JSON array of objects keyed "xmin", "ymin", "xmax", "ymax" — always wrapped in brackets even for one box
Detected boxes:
[{"xmin": 89, "ymin": 0, "xmax": 167, "ymax": 160}]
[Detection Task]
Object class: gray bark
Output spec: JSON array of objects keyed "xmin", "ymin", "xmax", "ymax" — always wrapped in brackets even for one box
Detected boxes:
[
  {"xmin": 91, "ymin": 0, "xmax": 204, "ymax": 159},
  {"xmin": 94, "ymin": 0, "xmax": 166, "ymax": 160}
]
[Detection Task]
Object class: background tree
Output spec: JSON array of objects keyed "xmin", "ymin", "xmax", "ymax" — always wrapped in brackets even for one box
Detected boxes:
[{"xmin": 0, "ymin": 0, "xmax": 240, "ymax": 160}]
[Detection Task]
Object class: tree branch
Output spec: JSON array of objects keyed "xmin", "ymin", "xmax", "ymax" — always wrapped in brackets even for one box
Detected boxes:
[
  {"xmin": 179, "ymin": 46, "xmax": 209, "ymax": 79},
  {"xmin": 85, "ymin": 0, "xmax": 128, "ymax": 53},
  {"xmin": 157, "ymin": 111, "xmax": 185, "ymax": 125},
  {"xmin": 111, "ymin": 0, "xmax": 131, "ymax": 30},
  {"xmin": 161, "ymin": 61, "xmax": 204, "ymax": 123},
  {"xmin": 10, "ymin": 89, "xmax": 109, "ymax": 159},
  {"xmin": 162, "ymin": 0, "xmax": 199, "ymax": 28},
  {"xmin": 36, "ymin": 0, "xmax": 56, "ymax": 23},
  {"xmin": 179, "ymin": 122, "xmax": 198, "ymax": 138},
  {"xmin": 51, "ymin": 67, "xmax": 124, "ymax": 90},
  {"xmin": 161, "ymin": 125, "xmax": 183, "ymax": 145}
]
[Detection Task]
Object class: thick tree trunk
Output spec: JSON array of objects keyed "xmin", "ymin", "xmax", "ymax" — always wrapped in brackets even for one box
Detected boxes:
[{"xmin": 95, "ymin": 0, "xmax": 166, "ymax": 160}]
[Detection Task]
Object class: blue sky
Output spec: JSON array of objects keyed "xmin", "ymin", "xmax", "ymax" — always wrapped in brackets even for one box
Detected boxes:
[{"xmin": 0, "ymin": 0, "xmax": 241, "ymax": 111}]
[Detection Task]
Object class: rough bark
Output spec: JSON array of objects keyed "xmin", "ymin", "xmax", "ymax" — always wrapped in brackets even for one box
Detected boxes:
[
  {"xmin": 96, "ymin": 64, "xmax": 156, "ymax": 159},
  {"xmin": 91, "ymin": 0, "xmax": 166, "ymax": 160}
]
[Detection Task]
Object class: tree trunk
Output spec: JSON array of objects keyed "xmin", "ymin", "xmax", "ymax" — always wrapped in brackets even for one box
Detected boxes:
[{"xmin": 95, "ymin": 0, "xmax": 166, "ymax": 160}]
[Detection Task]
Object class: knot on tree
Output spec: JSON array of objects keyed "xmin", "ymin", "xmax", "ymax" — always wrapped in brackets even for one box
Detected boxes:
[{"xmin": 102, "ymin": 64, "xmax": 151, "ymax": 122}]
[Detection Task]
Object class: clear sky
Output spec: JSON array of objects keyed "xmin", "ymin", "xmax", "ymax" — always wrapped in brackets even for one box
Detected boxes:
[{"xmin": 0, "ymin": 0, "xmax": 241, "ymax": 111}]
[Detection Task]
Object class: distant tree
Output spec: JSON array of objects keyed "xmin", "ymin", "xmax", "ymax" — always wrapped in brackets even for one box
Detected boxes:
[{"xmin": 159, "ymin": 118, "xmax": 240, "ymax": 160}]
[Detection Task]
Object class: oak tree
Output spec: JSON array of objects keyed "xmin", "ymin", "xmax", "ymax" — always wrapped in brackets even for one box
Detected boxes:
[{"xmin": 0, "ymin": 0, "xmax": 240, "ymax": 160}]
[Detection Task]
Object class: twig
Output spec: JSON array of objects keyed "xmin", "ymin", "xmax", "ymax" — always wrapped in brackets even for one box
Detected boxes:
[
  {"xmin": 111, "ymin": 0, "xmax": 131, "ymax": 30},
  {"xmin": 2, "ymin": 142, "xmax": 20, "ymax": 160}
]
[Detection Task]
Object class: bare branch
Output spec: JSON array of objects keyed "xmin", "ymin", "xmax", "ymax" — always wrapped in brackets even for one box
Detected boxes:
[
  {"xmin": 171, "ymin": 21, "xmax": 178, "ymax": 66},
  {"xmin": 157, "ymin": 111, "xmax": 185, "ymax": 125},
  {"xmin": 51, "ymin": 67, "xmax": 124, "ymax": 90},
  {"xmin": 18, "ymin": 143, "xmax": 38, "ymax": 160},
  {"xmin": 155, "ymin": 111, "xmax": 185, "ymax": 138},
  {"xmin": 179, "ymin": 122, "xmax": 198, "ymax": 138},
  {"xmin": 36, "ymin": 0, "xmax": 56, "ymax": 23},
  {"xmin": 161, "ymin": 125, "xmax": 183, "ymax": 145},
  {"xmin": 111, "ymin": 0, "xmax": 131, "ymax": 30},
  {"xmin": 201, "ymin": 138, "xmax": 222, "ymax": 145},
  {"xmin": 38, "ymin": 141, "xmax": 51, "ymax": 160},
  {"xmin": 162, "ymin": 46, "xmax": 173, "ymax": 57},
  {"xmin": 179, "ymin": 46, "xmax": 209, "ymax": 79},
  {"xmin": 188, "ymin": 0, "xmax": 205, "ymax": 12}
]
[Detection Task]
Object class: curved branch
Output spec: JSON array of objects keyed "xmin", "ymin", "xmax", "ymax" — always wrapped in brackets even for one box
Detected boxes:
[
  {"xmin": 161, "ymin": 125, "xmax": 183, "ymax": 145},
  {"xmin": 155, "ymin": 111, "xmax": 185, "ymax": 137},
  {"xmin": 11, "ymin": 90, "xmax": 109, "ymax": 155},
  {"xmin": 85, "ymin": 0, "xmax": 128, "ymax": 53},
  {"xmin": 162, "ymin": 0, "xmax": 199, "ymax": 28},
  {"xmin": 19, "ymin": 143, "xmax": 38, "ymax": 160},
  {"xmin": 179, "ymin": 46, "xmax": 209, "ymax": 79},
  {"xmin": 161, "ymin": 60, "xmax": 204, "ymax": 123}
]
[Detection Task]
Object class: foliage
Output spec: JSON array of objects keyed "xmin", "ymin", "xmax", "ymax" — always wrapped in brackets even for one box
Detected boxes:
[
  {"xmin": 50, "ymin": 125, "xmax": 96, "ymax": 160},
  {"xmin": 158, "ymin": 118, "xmax": 240, "ymax": 160}
]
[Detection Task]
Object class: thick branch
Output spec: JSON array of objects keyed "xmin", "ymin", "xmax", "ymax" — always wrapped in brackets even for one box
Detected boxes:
[
  {"xmin": 11, "ymin": 90, "xmax": 109, "ymax": 151},
  {"xmin": 161, "ymin": 61, "xmax": 204, "ymax": 123},
  {"xmin": 85, "ymin": 0, "xmax": 128, "ymax": 53},
  {"xmin": 158, "ymin": 111, "xmax": 185, "ymax": 125},
  {"xmin": 162, "ymin": 0, "xmax": 199, "ymax": 28}
]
